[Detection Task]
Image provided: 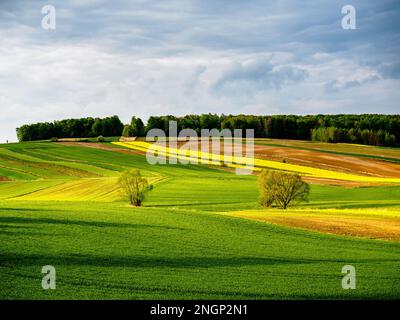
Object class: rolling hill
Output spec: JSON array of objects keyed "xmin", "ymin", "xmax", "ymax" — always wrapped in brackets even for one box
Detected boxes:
[{"xmin": 0, "ymin": 139, "xmax": 399, "ymax": 299}]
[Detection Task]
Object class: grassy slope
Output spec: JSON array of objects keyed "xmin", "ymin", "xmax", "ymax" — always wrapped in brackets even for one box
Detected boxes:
[
  {"xmin": 0, "ymin": 141, "xmax": 399, "ymax": 299},
  {"xmin": 1, "ymin": 201, "xmax": 399, "ymax": 299}
]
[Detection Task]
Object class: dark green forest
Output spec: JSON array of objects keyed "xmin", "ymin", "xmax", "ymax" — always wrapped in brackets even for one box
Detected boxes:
[
  {"xmin": 17, "ymin": 114, "xmax": 399, "ymax": 147},
  {"xmin": 16, "ymin": 116, "xmax": 124, "ymax": 142}
]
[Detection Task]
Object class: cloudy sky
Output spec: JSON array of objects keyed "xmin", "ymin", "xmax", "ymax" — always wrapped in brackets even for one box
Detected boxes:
[{"xmin": 0, "ymin": 0, "xmax": 399, "ymax": 142}]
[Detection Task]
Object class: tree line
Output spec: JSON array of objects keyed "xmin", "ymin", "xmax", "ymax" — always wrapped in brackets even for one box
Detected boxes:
[
  {"xmin": 17, "ymin": 116, "xmax": 123, "ymax": 142},
  {"xmin": 17, "ymin": 114, "xmax": 399, "ymax": 147}
]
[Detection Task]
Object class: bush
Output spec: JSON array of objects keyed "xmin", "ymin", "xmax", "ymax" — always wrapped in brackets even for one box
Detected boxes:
[
  {"xmin": 50, "ymin": 137, "xmax": 58, "ymax": 142},
  {"xmin": 97, "ymin": 135, "xmax": 105, "ymax": 142}
]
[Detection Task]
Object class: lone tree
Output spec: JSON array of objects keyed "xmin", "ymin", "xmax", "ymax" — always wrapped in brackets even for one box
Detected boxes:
[
  {"xmin": 118, "ymin": 169, "xmax": 149, "ymax": 206},
  {"xmin": 258, "ymin": 169, "xmax": 310, "ymax": 209}
]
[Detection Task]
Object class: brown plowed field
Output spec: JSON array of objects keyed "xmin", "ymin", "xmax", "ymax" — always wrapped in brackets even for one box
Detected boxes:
[{"xmin": 252, "ymin": 144, "xmax": 400, "ymax": 178}]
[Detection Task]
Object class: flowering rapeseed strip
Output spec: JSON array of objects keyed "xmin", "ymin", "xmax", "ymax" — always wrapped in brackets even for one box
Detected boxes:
[{"xmin": 112, "ymin": 141, "xmax": 400, "ymax": 183}]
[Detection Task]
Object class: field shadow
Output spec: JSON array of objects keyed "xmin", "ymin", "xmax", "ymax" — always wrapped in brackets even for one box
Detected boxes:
[
  {"xmin": 0, "ymin": 216, "xmax": 186, "ymax": 231},
  {"xmin": 145, "ymin": 201, "xmax": 245, "ymax": 208},
  {"xmin": 0, "ymin": 207, "xmax": 61, "ymax": 213},
  {"xmin": 2, "ymin": 252, "xmax": 399, "ymax": 269}
]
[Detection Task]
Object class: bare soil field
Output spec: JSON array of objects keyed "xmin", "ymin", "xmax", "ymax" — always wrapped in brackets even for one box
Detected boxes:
[
  {"xmin": 255, "ymin": 139, "xmax": 400, "ymax": 161},
  {"xmin": 252, "ymin": 144, "xmax": 400, "ymax": 179}
]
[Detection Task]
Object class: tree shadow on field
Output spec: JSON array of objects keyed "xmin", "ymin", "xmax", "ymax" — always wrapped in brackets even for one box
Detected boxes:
[
  {"xmin": 0, "ymin": 207, "xmax": 60, "ymax": 213},
  {"xmin": 146, "ymin": 201, "xmax": 245, "ymax": 208},
  {"xmin": 0, "ymin": 216, "xmax": 186, "ymax": 231},
  {"xmin": 0, "ymin": 223, "xmax": 37, "ymax": 229},
  {"xmin": 2, "ymin": 252, "xmax": 400, "ymax": 269}
]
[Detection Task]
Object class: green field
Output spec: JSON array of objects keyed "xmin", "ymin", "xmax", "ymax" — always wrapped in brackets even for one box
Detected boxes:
[{"xmin": 0, "ymin": 141, "xmax": 400, "ymax": 299}]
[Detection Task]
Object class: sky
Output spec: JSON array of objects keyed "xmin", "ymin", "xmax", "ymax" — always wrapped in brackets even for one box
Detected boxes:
[{"xmin": 0, "ymin": 0, "xmax": 399, "ymax": 142}]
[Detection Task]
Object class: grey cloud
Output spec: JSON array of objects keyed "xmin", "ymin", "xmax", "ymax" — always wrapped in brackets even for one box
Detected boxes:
[
  {"xmin": 377, "ymin": 61, "xmax": 400, "ymax": 79},
  {"xmin": 324, "ymin": 75, "xmax": 380, "ymax": 93},
  {"xmin": 213, "ymin": 59, "xmax": 309, "ymax": 94}
]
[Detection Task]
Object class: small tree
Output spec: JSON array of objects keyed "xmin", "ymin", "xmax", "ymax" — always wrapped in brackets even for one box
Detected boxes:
[
  {"xmin": 258, "ymin": 169, "xmax": 310, "ymax": 209},
  {"xmin": 118, "ymin": 169, "xmax": 149, "ymax": 206}
]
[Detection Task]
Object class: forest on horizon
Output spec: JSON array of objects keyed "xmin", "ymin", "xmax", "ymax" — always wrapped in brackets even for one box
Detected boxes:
[{"xmin": 16, "ymin": 114, "xmax": 400, "ymax": 147}]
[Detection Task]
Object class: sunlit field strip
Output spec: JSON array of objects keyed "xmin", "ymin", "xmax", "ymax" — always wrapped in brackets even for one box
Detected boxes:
[
  {"xmin": 222, "ymin": 208, "xmax": 400, "ymax": 241},
  {"xmin": 113, "ymin": 141, "xmax": 255, "ymax": 172},
  {"xmin": 13, "ymin": 176, "xmax": 162, "ymax": 202},
  {"xmin": 113, "ymin": 141, "xmax": 400, "ymax": 183},
  {"xmin": 226, "ymin": 207, "xmax": 400, "ymax": 217}
]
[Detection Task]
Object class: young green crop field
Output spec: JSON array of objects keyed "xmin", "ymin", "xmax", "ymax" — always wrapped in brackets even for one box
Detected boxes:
[{"xmin": 0, "ymin": 140, "xmax": 400, "ymax": 299}]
